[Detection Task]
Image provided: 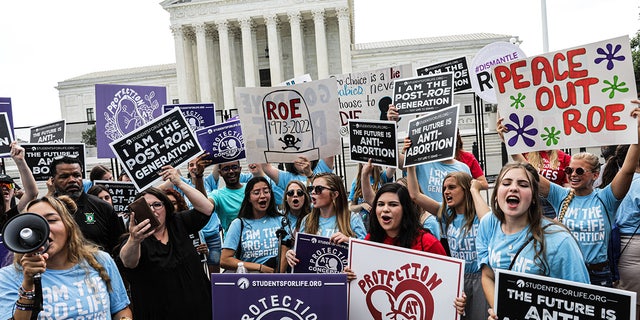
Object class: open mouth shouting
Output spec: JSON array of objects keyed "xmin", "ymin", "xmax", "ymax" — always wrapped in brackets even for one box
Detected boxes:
[{"xmin": 505, "ymin": 194, "xmax": 520, "ymax": 209}]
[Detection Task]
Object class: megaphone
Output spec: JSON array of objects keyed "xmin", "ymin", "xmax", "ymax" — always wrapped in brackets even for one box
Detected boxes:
[{"xmin": 1, "ymin": 213, "xmax": 50, "ymax": 253}]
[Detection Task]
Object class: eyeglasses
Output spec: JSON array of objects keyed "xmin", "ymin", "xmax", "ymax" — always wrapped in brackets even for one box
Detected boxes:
[
  {"xmin": 564, "ymin": 167, "xmax": 593, "ymax": 176},
  {"xmin": 250, "ymin": 189, "xmax": 271, "ymax": 196},
  {"xmin": 149, "ymin": 202, "xmax": 164, "ymax": 209},
  {"xmin": 220, "ymin": 165, "xmax": 240, "ymax": 172},
  {"xmin": 0, "ymin": 182, "xmax": 15, "ymax": 190},
  {"xmin": 308, "ymin": 185, "xmax": 335, "ymax": 194},
  {"xmin": 286, "ymin": 189, "xmax": 305, "ymax": 197}
]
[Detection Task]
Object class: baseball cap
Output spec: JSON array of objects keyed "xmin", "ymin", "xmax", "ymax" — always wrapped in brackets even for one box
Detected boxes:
[{"xmin": 0, "ymin": 174, "xmax": 15, "ymax": 184}]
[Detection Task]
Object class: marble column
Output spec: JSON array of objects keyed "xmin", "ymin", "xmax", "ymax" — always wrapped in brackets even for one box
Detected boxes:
[
  {"xmin": 239, "ymin": 17, "xmax": 256, "ymax": 87},
  {"xmin": 170, "ymin": 25, "xmax": 189, "ymax": 103},
  {"xmin": 336, "ymin": 7, "xmax": 352, "ymax": 73},
  {"xmin": 264, "ymin": 13, "xmax": 283, "ymax": 85},
  {"xmin": 312, "ymin": 9, "xmax": 329, "ymax": 79},
  {"xmin": 216, "ymin": 20, "xmax": 235, "ymax": 109},
  {"xmin": 287, "ymin": 11, "xmax": 305, "ymax": 77},
  {"xmin": 194, "ymin": 23, "xmax": 212, "ymax": 102},
  {"xmin": 183, "ymin": 30, "xmax": 197, "ymax": 103}
]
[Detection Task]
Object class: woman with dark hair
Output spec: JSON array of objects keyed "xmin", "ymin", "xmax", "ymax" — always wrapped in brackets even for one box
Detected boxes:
[
  {"xmin": 89, "ymin": 165, "xmax": 113, "ymax": 182},
  {"xmin": 0, "ymin": 196, "xmax": 132, "ymax": 319},
  {"xmin": 116, "ymin": 165, "xmax": 214, "ymax": 319},
  {"xmin": 478, "ymin": 162, "xmax": 589, "ymax": 318},
  {"xmin": 282, "ymin": 180, "xmax": 311, "ymax": 241},
  {"xmin": 87, "ymin": 185, "xmax": 113, "ymax": 205},
  {"xmin": 261, "ymin": 155, "xmax": 334, "ymax": 192},
  {"xmin": 221, "ymin": 176, "xmax": 288, "ymax": 273}
]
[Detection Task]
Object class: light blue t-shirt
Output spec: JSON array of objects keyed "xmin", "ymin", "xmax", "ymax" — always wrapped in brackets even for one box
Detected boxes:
[
  {"xmin": 222, "ymin": 215, "xmax": 286, "ymax": 265},
  {"xmin": 0, "ymin": 251, "xmax": 130, "ymax": 319},
  {"xmin": 476, "ymin": 213, "xmax": 589, "ymax": 283},
  {"xmin": 441, "ymin": 208, "xmax": 480, "ymax": 273},
  {"xmin": 208, "ymin": 185, "xmax": 246, "ymax": 233},
  {"xmin": 616, "ymin": 173, "xmax": 640, "ymax": 235},
  {"xmin": 415, "ymin": 160, "xmax": 471, "ymax": 202},
  {"xmin": 276, "ymin": 159, "xmax": 332, "ymax": 190},
  {"xmin": 298, "ymin": 212, "xmax": 367, "ymax": 239},
  {"xmin": 547, "ymin": 183, "xmax": 620, "ymax": 264},
  {"xmin": 422, "ymin": 214, "xmax": 441, "ymax": 239}
]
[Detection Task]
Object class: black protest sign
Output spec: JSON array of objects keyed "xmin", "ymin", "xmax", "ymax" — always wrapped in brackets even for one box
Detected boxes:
[
  {"xmin": 93, "ymin": 180, "xmax": 137, "ymax": 215},
  {"xmin": 416, "ymin": 57, "xmax": 471, "ymax": 92},
  {"xmin": 23, "ymin": 144, "xmax": 86, "ymax": 181},
  {"xmin": 0, "ymin": 112, "xmax": 14, "ymax": 157},
  {"xmin": 495, "ymin": 269, "xmax": 636, "ymax": 320},
  {"xmin": 403, "ymin": 105, "xmax": 459, "ymax": 168},
  {"xmin": 30, "ymin": 120, "xmax": 65, "ymax": 143},
  {"xmin": 393, "ymin": 73, "xmax": 454, "ymax": 116},
  {"xmin": 110, "ymin": 108, "xmax": 203, "ymax": 191},
  {"xmin": 348, "ymin": 120, "xmax": 397, "ymax": 167}
]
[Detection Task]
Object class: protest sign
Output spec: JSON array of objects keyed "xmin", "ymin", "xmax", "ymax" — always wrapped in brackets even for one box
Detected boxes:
[
  {"xmin": 95, "ymin": 84, "xmax": 166, "ymax": 158},
  {"xmin": 495, "ymin": 269, "xmax": 636, "ymax": 320},
  {"xmin": 393, "ymin": 73, "xmax": 454, "ymax": 116},
  {"xmin": 494, "ymin": 36, "xmax": 638, "ymax": 154},
  {"xmin": 470, "ymin": 41, "xmax": 526, "ymax": 104},
  {"xmin": 292, "ymin": 233, "xmax": 349, "ymax": 274},
  {"xmin": 235, "ymin": 78, "xmax": 341, "ymax": 164},
  {"xmin": 30, "ymin": 120, "xmax": 65, "ymax": 143},
  {"xmin": 211, "ymin": 273, "xmax": 347, "ymax": 319},
  {"xmin": 23, "ymin": 144, "xmax": 85, "ymax": 181},
  {"xmin": 110, "ymin": 108, "xmax": 202, "ymax": 191},
  {"xmin": 279, "ymin": 74, "xmax": 312, "ymax": 86},
  {"xmin": 404, "ymin": 105, "xmax": 460, "ymax": 167},
  {"xmin": 348, "ymin": 120, "xmax": 397, "ymax": 167},
  {"xmin": 195, "ymin": 119, "xmax": 245, "ymax": 164},
  {"xmin": 162, "ymin": 103, "xmax": 215, "ymax": 133},
  {"xmin": 0, "ymin": 113, "xmax": 13, "ymax": 157},
  {"xmin": 348, "ymin": 238, "xmax": 464, "ymax": 320},
  {"xmin": 416, "ymin": 57, "xmax": 472, "ymax": 92},
  {"xmin": 0, "ymin": 98, "xmax": 15, "ymax": 140},
  {"xmin": 93, "ymin": 180, "xmax": 137, "ymax": 216}
]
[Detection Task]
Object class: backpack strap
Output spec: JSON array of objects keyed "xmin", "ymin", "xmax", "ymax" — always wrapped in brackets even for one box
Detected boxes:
[
  {"xmin": 508, "ymin": 224, "xmax": 552, "ymax": 270},
  {"xmin": 235, "ymin": 218, "xmax": 245, "ymax": 259}
]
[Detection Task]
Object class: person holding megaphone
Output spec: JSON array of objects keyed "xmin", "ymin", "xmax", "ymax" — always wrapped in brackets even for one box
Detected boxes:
[{"xmin": 0, "ymin": 196, "xmax": 132, "ymax": 320}]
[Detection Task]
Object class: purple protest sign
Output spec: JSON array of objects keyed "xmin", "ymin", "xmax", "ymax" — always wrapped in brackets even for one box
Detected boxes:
[
  {"xmin": 0, "ymin": 97, "xmax": 15, "ymax": 139},
  {"xmin": 0, "ymin": 113, "xmax": 14, "ymax": 157},
  {"xmin": 162, "ymin": 103, "xmax": 216, "ymax": 132},
  {"xmin": 211, "ymin": 273, "xmax": 347, "ymax": 319},
  {"xmin": 293, "ymin": 233, "xmax": 349, "ymax": 274},
  {"xmin": 195, "ymin": 119, "xmax": 245, "ymax": 164},
  {"xmin": 95, "ymin": 84, "xmax": 166, "ymax": 159}
]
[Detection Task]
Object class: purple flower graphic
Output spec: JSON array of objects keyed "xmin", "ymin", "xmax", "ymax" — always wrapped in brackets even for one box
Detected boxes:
[
  {"xmin": 594, "ymin": 43, "xmax": 625, "ymax": 70},
  {"xmin": 505, "ymin": 113, "xmax": 538, "ymax": 147}
]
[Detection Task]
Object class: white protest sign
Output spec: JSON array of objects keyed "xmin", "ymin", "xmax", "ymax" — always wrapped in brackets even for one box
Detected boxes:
[
  {"xmin": 494, "ymin": 36, "xmax": 638, "ymax": 154},
  {"xmin": 470, "ymin": 42, "xmax": 526, "ymax": 103},
  {"xmin": 235, "ymin": 78, "xmax": 341, "ymax": 164},
  {"xmin": 348, "ymin": 238, "xmax": 464, "ymax": 320}
]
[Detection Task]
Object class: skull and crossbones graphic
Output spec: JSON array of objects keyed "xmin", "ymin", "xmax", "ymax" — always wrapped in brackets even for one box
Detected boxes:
[{"xmin": 279, "ymin": 134, "xmax": 301, "ymax": 150}]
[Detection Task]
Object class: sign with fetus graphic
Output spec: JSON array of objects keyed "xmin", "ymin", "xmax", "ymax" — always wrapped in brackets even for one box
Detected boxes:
[
  {"xmin": 235, "ymin": 78, "xmax": 341, "ymax": 164},
  {"xmin": 348, "ymin": 239, "xmax": 464, "ymax": 320}
]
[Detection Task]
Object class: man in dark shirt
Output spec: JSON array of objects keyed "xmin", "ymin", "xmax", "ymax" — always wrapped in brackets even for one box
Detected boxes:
[{"xmin": 49, "ymin": 156, "xmax": 125, "ymax": 254}]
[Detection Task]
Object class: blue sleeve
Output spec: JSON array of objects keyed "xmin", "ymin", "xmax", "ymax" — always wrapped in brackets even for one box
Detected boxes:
[
  {"xmin": 422, "ymin": 215, "xmax": 441, "ymax": 239},
  {"xmin": 598, "ymin": 185, "xmax": 622, "ymax": 221},
  {"xmin": 546, "ymin": 183, "xmax": 570, "ymax": 211},
  {"xmin": 240, "ymin": 172, "xmax": 253, "ymax": 184},
  {"xmin": 545, "ymin": 228, "xmax": 590, "ymax": 283},
  {"xmin": 350, "ymin": 212, "xmax": 367, "ymax": 239},
  {"xmin": 97, "ymin": 251, "xmax": 131, "ymax": 314},
  {"xmin": 348, "ymin": 179, "xmax": 357, "ymax": 202},
  {"xmin": 222, "ymin": 218, "xmax": 242, "ymax": 250},
  {"xmin": 0, "ymin": 267, "xmax": 21, "ymax": 320},
  {"xmin": 83, "ymin": 179, "xmax": 93, "ymax": 193},
  {"xmin": 476, "ymin": 212, "xmax": 496, "ymax": 268},
  {"xmin": 270, "ymin": 180, "xmax": 285, "ymax": 206},
  {"xmin": 313, "ymin": 159, "xmax": 332, "ymax": 174},
  {"xmin": 277, "ymin": 171, "xmax": 294, "ymax": 190},
  {"xmin": 204, "ymin": 173, "xmax": 218, "ymax": 193}
]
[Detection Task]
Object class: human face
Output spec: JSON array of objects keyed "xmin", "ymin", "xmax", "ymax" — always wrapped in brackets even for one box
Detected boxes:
[
  {"xmin": 101, "ymin": 172, "xmax": 113, "ymax": 181},
  {"xmin": 496, "ymin": 168, "xmax": 533, "ymax": 220},
  {"xmin": 53, "ymin": 163, "xmax": 83, "ymax": 199},
  {"xmin": 166, "ymin": 194, "xmax": 179, "ymax": 211},
  {"xmin": 566, "ymin": 158, "xmax": 597, "ymax": 192},
  {"xmin": 1, "ymin": 182, "xmax": 15, "ymax": 202},
  {"xmin": 220, "ymin": 161, "xmax": 241, "ymax": 186},
  {"xmin": 286, "ymin": 184, "xmax": 305, "ymax": 212},
  {"xmin": 28, "ymin": 202, "xmax": 68, "ymax": 261},
  {"xmin": 376, "ymin": 192, "xmax": 403, "ymax": 238},
  {"xmin": 309, "ymin": 177, "xmax": 336, "ymax": 210},
  {"xmin": 442, "ymin": 177, "xmax": 465, "ymax": 211},
  {"xmin": 249, "ymin": 182, "xmax": 271, "ymax": 216},
  {"xmin": 97, "ymin": 190, "xmax": 112, "ymax": 205},
  {"xmin": 143, "ymin": 194, "xmax": 166, "ymax": 228}
]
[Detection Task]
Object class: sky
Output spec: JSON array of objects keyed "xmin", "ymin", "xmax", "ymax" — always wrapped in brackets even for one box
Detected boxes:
[{"xmin": 1, "ymin": 0, "xmax": 638, "ymax": 133}]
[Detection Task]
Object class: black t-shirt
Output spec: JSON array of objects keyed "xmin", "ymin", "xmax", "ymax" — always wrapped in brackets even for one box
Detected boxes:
[
  {"xmin": 74, "ymin": 192, "xmax": 125, "ymax": 254},
  {"xmin": 0, "ymin": 206, "xmax": 19, "ymax": 267},
  {"xmin": 117, "ymin": 209, "xmax": 212, "ymax": 320}
]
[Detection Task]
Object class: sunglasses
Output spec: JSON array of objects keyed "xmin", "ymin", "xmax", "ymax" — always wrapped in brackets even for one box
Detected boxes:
[
  {"xmin": 286, "ymin": 189, "xmax": 305, "ymax": 197},
  {"xmin": 564, "ymin": 167, "xmax": 592, "ymax": 176},
  {"xmin": 0, "ymin": 182, "xmax": 15, "ymax": 190},
  {"xmin": 220, "ymin": 164, "xmax": 240, "ymax": 172},
  {"xmin": 149, "ymin": 202, "xmax": 164, "ymax": 209},
  {"xmin": 308, "ymin": 185, "xmax": 335, "ymax": 194}
]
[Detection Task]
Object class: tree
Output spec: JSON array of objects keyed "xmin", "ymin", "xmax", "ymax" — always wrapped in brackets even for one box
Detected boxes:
[
  {"xmin": 81, "ymin": 125, "xmax": 96, "ymax": 146},
  {"xmin": 632, "ymin": 30, "xmax": 640, "ymax": 92}
]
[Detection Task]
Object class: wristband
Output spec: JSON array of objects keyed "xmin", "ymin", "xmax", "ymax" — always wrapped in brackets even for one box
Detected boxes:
[
  {"xmin": 18, "ymin": 286, "xmax": 35, "ymax": 300},
  {"xmin": 259, "ymin": 264, "xmax": 263, "ymax": 272}
]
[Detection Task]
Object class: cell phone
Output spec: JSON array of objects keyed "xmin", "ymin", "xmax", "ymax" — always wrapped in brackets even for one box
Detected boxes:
[{"xmin": 128, "ymin": 197, "xmax": 161, "ymax": 231}]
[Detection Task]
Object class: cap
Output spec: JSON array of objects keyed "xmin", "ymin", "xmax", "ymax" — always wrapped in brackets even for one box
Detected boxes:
[{"xmin": 0, "ymin": 174, "xmax": 14, "ymax": 184}]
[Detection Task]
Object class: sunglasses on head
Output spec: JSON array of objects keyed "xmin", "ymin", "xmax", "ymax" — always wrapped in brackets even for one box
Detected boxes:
[
  {"xmin": 308, "ymin": 185, "xmax": 335, "ymax": 194},
  {"xmin": 286, "ymin": 189, "xmax": 305, "ymax": 197},
  {"xmin": 564, "ymin": 167, "xmax": 592, "ymax": 176}
]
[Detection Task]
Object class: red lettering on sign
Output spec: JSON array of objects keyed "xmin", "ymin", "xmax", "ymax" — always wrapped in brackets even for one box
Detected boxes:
[
  {"xmin": 563, "ymin": 104, "xmax": 627, "ymax": 135},
  {"xmin": 265, "ymin": 99, "xmax": 302, "ymax": 120}
]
